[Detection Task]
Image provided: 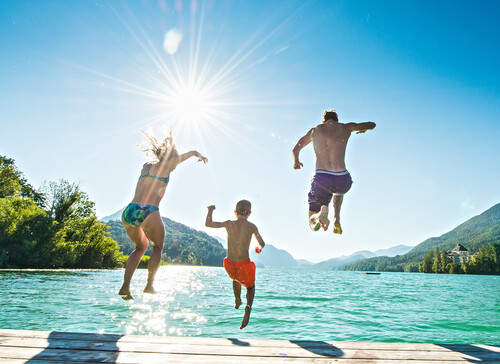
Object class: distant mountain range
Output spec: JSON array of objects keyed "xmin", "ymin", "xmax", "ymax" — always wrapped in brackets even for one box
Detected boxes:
[
  {"xmin": 340, "ymin": 202, "xmax": 500, "ymax": 272},
  {"xmin": 101, "ymin": 202, "xmax": 500, "ymax": 271},
  {"xmin": 101, "ymin": 207, "xmax": 413, "ymax": 269}
]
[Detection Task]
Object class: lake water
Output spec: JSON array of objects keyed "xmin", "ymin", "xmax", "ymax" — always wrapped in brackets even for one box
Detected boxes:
[{"xmin": 0, "ymin": 267, "xmax": 498, "ymax": 344}]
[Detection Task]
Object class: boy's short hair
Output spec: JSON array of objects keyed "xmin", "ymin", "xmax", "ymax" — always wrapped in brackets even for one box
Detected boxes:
[
  {"xmin": 235, "ymin": 199, "xmax": 252, "ymax": 216},
  {"xmin": 322, "ymin": 109, "xmax": 338, "ymax": 123}
]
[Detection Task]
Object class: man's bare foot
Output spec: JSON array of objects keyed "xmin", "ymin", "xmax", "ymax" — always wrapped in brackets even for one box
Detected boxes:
[
  {"xmin": 319, "ymin": 205, "xmax": 330, "ymax": 231},
  {"xmin": 309, "ymin": 214, "xmax": 321, "ymax": 231},
  {"xmin": 235, "ymin": 297, "xmax": 242, "ymax": 309},
  {"xmin": 118, "ymin": 289, "xmax": 134, "ymax": 301},
  {"xmin": 333, "ymin": 222, "xmax": 342, "ymax": 235},
  {"xmin": 143, "ymin": 286, "xmax": 157, "ymax": 294},
  {"xmin": 240, "ymin": 305, "xmax": 252, "ymax": 329}
]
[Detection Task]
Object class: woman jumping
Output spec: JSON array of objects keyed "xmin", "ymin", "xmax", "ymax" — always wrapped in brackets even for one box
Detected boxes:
[{"xmin": 118, "ymin": 131, "xmax": 208, "ymax": 300}]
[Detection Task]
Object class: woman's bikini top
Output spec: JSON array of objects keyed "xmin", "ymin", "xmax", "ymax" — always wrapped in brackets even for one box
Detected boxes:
[{"xmin": 139, "ymin": 164, "xmax": 170, "ymax": 184}]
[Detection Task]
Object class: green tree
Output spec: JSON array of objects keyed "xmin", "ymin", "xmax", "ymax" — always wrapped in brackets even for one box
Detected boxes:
[
  {"xmin": 440, "ymin": 249, "xmax": 451, "ymax": 272},
  {"xmin": 419, "ymin": 249, "xmax": 434, "ymax": 273},
  {"xmin": 0, "ymin": 156, "xmax": 44, "ymax": 204},
  {"xmin": 432, "ymin": 247, "xmax": 443, "ymax": 273},
  {"xmin": 0, "ymin": 157, "xmax": 124, "ymax": 268}
]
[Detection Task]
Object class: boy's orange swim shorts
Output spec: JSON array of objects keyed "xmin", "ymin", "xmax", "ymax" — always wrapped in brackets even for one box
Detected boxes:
[{"xmin": 223, "ymin": 257, "xmax": 256, "ymax": 288}]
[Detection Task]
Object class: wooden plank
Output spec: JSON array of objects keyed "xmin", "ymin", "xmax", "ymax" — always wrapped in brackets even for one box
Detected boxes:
[
  {"xmin": 0, "ymin": 347, "xmax": 484, "ymax": 364},
  {"xmin": 2, "ymin": 329, "xmax": 498, "ymax": 354},
  {"xmin": 0, "ymin": 329, "xmax": 498, "ymax": 363},
  {"xmin": 0, "ymin": 341, "xmax": 496, "ymax": 362}
]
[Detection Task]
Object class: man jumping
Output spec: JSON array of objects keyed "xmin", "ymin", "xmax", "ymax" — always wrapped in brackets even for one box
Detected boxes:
[{"xmin": 292, "ymin": 109, "xmax": 376, "ymax": 234}]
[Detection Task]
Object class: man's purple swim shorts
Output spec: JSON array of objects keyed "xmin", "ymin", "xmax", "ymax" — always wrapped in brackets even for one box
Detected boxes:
[{"xmin": 308, "ymin": 170, "xmax": 353, "ymax": 212}]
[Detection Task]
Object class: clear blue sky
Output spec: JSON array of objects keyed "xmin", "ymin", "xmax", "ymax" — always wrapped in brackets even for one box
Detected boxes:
[{"xmin": 1, "ymin": 0, "xmax": 499, "ymax": 261}]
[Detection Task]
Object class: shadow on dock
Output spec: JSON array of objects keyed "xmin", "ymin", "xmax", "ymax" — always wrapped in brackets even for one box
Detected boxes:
[
  {"xmin": 26, "ymin": 331, "xmax": 122, "ymax": 363},
  {"xmin": 290, "ymin": 339, "xmax": 343, "ymax": 357},
  {"xmin": 438, "ymin": 343, "xmax": 500, "ymax": 363}
]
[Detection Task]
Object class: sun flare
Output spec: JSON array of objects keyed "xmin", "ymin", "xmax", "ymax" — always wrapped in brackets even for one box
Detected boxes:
[{"xmin": 169, "ymin": 84, "xmax": 211, "ymax": 125}]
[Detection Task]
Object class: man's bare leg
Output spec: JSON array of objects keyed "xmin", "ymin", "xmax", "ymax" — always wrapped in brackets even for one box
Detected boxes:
[
  {"xmin": 333, "ymin": 195, "xmax": 343, "ymax": 234},
  {"xmin": 308, "ymin": 205, "xmax": 330, "ymax": 231},
  {"xmin": 240, "ymin": 286, "xmax": 255, "ymax": 329},
  {"xmin": 233, "ymin": 281, "xmax": 242, "ymax": 309}
]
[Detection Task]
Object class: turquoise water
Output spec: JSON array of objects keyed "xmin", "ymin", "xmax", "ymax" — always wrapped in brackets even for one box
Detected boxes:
[{"xmin": 1, "ymin": 267, "xmax": 499, "ymax": 344}]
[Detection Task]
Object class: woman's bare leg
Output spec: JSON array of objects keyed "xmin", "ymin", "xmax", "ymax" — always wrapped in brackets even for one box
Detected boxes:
[
  {"xmin": 142, "ymin": 211, "xmax": 165, "ymax": 293},
  {"xmin": 119, "ymin": 219, "xmax": 148, "ymax": 300}
]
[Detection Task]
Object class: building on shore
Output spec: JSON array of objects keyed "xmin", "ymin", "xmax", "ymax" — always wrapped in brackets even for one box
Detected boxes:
[{"xmin": 447, "ymin": 244, "xmax": 469, "ymax": 264}]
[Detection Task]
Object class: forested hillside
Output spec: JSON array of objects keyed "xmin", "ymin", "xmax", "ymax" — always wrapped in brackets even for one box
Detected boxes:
[
  {"xmin": 107, "ymin": 217, "xmax": 226, "ymax": 266},
  {"xmin": 341, "ymin": 203, "xmax": 500, "ymax": 272}
]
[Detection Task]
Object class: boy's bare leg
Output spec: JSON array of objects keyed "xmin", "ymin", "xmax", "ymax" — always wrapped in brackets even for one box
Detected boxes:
[
  {"xmin": 309, "ymin": 205, "xmax": 330, "ymax": 231},
  {"xmin": 240, "ymin": 286, "xmax": 255, "ymax": 329},
  {"xmin": 232, "ymin": 281, "xmax": 242, "ymax": 309},
  {"xmin": 333, "ymin": 195, "xmax": 343, "ymax": 234}
]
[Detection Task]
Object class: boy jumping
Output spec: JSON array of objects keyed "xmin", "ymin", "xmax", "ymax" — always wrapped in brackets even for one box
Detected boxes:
[{"xmin": 205, "ymin": 200, "xmax": 265, "ymax": 329}]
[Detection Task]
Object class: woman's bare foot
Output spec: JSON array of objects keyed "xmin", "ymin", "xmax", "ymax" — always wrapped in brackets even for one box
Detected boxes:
[
  {"xmin": 118, "ymin": 288, "xmax": 134, "ymax": 301},
  {"xmin": 143, "ymin": 286, "xmax": 157, "ymax": 294},
  {"xmin": 235, "ymin": 297, "xmax": 242, "ymax": 309},
  {"xmin": 240, "ymin": 305, "xmax": 252, "ymax": 329}
]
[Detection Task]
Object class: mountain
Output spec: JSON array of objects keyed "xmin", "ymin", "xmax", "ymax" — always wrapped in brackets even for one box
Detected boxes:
[
  {"xmin": 105, "ymin": 210, "xmax": 226, "ymax": 267},
  {"xmin": 101, "ymin": 208, "xmax": 124, "ymax": 222},
  {"xmin": 250, "ymin": 244, "xmax": 300, "ymax": 268},
  {"xmin": 341, "ymin": 203, "xmax": 500, "ymax": 272},
  {"xmin": 313, "ymin": 250, "xmax": 376, "ymax": 270},
  {"xmin": 374, "ymin": 245, "xmax": 413, "ymax": 257}
]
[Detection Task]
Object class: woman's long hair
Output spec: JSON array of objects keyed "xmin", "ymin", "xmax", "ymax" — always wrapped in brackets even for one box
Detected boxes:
[{"xmin": 140, "ymin": 130, "xmax": 179, "ymax": 163}]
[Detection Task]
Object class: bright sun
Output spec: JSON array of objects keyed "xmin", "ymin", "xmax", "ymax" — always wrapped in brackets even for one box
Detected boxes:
[{"xmin": 170, "ymin": 84, "xmax": 211, "ymax": 125}]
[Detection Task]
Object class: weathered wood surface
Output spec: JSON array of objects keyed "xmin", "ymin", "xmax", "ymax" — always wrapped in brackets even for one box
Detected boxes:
[{"xmin": 0, "ymin": 329, "xmax": 498, "ymax": 363}]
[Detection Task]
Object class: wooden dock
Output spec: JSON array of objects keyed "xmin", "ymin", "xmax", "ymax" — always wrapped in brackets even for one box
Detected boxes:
[{"xmin": 0, "ymin": 329, "xmax": 498, "ymax": 363}]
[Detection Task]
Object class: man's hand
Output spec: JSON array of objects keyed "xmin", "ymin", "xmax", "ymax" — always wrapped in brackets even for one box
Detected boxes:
[
  {"xmin": 198, "ymin": 155, "xmax": 208, "ymax": 163},
  {"xmin": 207, "ymin": 205, "xmax": 216, "ymax": 211},
  {"xmin": 355, "ymin": 130, "xmax": 366, "ymax": 134},
  {"xmin": 293, "ymin": 160, "xmax": 303, "ymax": 170}
]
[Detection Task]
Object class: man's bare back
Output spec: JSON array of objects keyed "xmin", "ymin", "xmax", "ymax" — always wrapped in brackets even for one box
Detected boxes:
[{"xmin": 311, "ymin": 122, "xmax": 352, "ymax": 172}]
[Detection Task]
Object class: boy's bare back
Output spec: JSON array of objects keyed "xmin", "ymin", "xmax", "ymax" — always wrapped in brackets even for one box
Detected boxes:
[
  {"xmin": 205, "ymin": 203, "xmax": 265, "ymax": 261},
  {"xmin": 225, "ymin": 219, "xmax": 259, "ymax": 261}
]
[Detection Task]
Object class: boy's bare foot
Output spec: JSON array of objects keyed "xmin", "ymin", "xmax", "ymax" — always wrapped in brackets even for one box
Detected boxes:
[
  {"xmin": 319, "ymin": 205, "xmax": 330, "ymax": 231},
  {"xmin": 143, "ymin": 286, "xmax": 157, "ymax": 294},
  {"xmin": 333, "ymin": 222, "xmax": 342, "ymax": 234},
  {"xmin": 118, "ymin": 289, "xmax": 134, "ymax": 301},
  {"xmin": 235, "ymin": 297, "xmax": 242, "ymax": 309},
  {"xmin": 240, "ymin": 305, "xmax": 252, "ymax": 330}
]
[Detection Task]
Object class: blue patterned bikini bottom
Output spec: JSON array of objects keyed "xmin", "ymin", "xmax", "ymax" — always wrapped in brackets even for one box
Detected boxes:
[{"xmin": 122, "ymin": 203, "xmax": 159, "ymax": 226}]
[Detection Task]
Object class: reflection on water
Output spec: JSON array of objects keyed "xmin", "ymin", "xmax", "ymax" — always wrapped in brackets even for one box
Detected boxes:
[{"xmin": 0, "ymin": 267, "xmax": 499, "ymax": 344}]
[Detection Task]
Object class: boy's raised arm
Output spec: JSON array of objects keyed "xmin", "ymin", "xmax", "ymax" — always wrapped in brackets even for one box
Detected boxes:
[{"xmin": 205, "ymin": 205, "xmax": 227, "ymax": 228}]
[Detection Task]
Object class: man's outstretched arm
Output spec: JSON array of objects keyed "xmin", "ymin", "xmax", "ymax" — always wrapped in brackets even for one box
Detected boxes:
[
  {"xmin": 346, "ymin": 122, "xmax": 376, "ymax": 134},
  {"xmin": 292, "ymin": 128, "xmax": 313, "ymax": 169}
]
